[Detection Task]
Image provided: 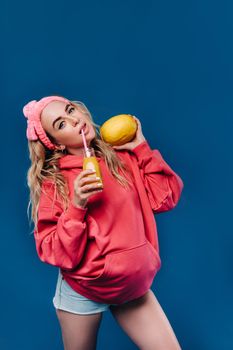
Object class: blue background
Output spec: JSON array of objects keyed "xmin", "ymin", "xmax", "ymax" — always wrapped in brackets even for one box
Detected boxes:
[{"xmin": 1, "ymin": 0, "xmax": 232, "ymax": 349}]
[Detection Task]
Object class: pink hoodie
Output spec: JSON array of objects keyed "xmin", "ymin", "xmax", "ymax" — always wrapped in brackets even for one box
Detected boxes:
[{"xmin": 35, "ymin": 141, "xmax": 184, "ymax": 304}]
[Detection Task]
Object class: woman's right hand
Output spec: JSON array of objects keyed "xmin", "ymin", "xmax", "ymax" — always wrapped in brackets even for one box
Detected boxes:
[{"xmin": 73, "ymin": 169, "xmax": 103, "ymax": 208}]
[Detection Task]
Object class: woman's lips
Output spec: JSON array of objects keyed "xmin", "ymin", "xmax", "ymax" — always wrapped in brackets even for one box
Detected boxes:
[
  {"xmin": 79, "ymin": 123, "xmax": 86, "ymax": 134},
  {"xmin": 80, "ymin": 123, "xmax": 89, "ymax": 135}
]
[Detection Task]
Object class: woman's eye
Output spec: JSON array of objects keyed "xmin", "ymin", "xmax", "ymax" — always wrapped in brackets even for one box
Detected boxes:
[
  {"xmin": 68, "ymin": 107, "xmax": 75, "ymax": 114},
  {"xmin": 58, "ymin": 121, "xmax": 65, "ymax": 129}
]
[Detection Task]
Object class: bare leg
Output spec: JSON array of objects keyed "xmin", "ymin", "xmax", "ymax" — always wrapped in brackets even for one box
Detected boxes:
[
  {"xmin": 55, "ymin": 308, "xmax": 103, "ymax": 350},
  {"xmin": 109, "ymin": 289, "xmax": 182, "ymax": 350}
]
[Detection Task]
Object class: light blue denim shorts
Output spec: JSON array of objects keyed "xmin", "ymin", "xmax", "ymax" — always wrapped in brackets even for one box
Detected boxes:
[{"xmin": 52, "ymin": 269, "xmax": 114, "ymax": 315}]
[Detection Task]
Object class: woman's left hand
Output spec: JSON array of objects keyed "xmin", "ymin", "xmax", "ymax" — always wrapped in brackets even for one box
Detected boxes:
[{"xmin": 112, "ymin": 115, "xmax": 146, "ymax": 151}]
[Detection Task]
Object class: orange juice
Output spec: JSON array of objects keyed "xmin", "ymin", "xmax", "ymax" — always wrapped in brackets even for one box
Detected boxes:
[{"xmin": 83, "ymin": 147, "xmax": 104, "ymax": 188}]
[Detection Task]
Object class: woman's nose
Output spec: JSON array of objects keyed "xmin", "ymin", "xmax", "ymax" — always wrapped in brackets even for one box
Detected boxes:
[{"xmin": 69, "ymin": 117, "xmax": 79, "ymax": 126}]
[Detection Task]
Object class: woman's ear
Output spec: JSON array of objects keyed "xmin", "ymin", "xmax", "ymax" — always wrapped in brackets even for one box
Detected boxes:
[{"xmin": 55, "ymin": 145, "xmax": 66, "ymax": 151}]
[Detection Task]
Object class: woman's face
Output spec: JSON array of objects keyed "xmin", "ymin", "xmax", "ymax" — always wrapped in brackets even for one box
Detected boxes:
[{"xmin": 40, "ymin": 100, "xmax": 96, "ymax": 155}]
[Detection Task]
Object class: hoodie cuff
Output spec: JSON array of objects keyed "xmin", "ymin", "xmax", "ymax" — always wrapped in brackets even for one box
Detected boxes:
[
  {"xmin": 131, "ymin": 140, "xmax": 154, "ymax": 158},
  {"xmin": 65, "ymin": 201, "xmax": 88, "ymax": 221}
]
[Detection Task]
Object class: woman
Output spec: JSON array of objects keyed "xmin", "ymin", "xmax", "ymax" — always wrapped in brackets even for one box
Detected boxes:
[{"xmin": 23, "ymin": 95, "xmax": 183, "ymax": 350}]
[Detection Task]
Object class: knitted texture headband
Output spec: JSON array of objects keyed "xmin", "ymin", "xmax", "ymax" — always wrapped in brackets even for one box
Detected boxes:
[{"xmin": 22, "ymin": 95, "xmax": 70, "ymax": 150}]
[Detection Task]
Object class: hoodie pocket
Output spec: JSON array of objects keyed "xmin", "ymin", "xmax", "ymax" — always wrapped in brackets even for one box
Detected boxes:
[
  {"xmin": 80, "ymin": 240, "xmax": 160, "ymax": 287},
  {"xmin": 145, "ymin": 239, "xmax": 161, "ymax": 269}
]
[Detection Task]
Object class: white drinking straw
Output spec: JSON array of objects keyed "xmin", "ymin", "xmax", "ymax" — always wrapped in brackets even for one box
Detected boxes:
[{"xmin": 81, "ymin": 128, "xmax": 88, "ymax": 154}]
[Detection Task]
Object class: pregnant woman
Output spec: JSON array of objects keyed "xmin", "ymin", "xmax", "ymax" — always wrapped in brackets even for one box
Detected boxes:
[{"xmin": 22, "ymin": 95, "xmax": 184, "ymax": 350}]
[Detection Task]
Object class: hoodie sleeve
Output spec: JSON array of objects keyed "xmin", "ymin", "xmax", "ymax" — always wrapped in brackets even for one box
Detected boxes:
[
  {"xmin": 34, "ymin": 180, "xmax": 88, "ymax": 270},
  {"xmin": 131, "ymin": 140, "xmax": 184, "ymax": 213}
]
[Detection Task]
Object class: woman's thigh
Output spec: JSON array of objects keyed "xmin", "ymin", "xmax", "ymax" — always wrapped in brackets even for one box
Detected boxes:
[
  {"xmin": 109, "ymin": 289, "xmax": 182, "ymax": 350},
  {"xmin": 56, "ymin": 308, "xmax": 103, "ymax": 350},
  {"xmin": 52, "ymin": 269, "xmax": 110, "ymax": 349}
]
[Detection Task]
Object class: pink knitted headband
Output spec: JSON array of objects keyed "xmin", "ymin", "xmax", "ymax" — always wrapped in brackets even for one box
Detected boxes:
[{"xmin": 22, "ymin": 95, "xmax": 71, "ymax": 150}]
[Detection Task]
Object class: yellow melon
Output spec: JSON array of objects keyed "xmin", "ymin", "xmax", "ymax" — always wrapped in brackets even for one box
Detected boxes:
[{"xmin": 100, "ymin": 114, "xmax": 137, "ymax": 146}]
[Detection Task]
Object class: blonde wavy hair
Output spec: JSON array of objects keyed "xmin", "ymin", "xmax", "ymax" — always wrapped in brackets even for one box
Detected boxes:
[{"xmin": 26, "ymin": 100, "xmax": 134, "ymax": 234}]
